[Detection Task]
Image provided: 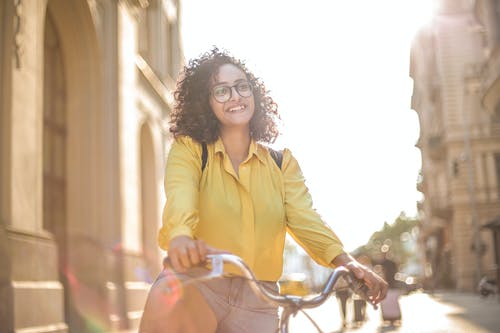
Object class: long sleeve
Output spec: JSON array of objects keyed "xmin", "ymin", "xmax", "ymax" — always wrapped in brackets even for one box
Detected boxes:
[
  {"xmin": 158, "ymin": 136, "xmax": 203, "ymax": 250},
  {"xmin": 282, "ymin": 148, "xmax": 345, "ymax": 266}
]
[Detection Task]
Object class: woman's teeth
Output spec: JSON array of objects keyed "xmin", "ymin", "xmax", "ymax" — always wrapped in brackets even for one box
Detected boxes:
[{"xmin": 228, "ymin": 105, "xmax": 245, "ymax": 112}]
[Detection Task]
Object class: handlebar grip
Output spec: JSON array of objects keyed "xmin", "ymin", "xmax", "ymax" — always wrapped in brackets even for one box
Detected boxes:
[{"xmin": 346, "ymin": 271, "xmax": 377, "ymax": 309}]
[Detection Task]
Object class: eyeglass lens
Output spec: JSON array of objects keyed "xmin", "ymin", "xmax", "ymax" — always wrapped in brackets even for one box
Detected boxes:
[{"xmin": 212, "ymin": 81, "xmax": 252, "ymax": 103}]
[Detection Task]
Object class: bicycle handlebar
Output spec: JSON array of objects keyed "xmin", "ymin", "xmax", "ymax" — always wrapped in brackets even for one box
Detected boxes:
[{"xmin": 203, "ymin": 254, "xmax": 375, "ymax": 310}]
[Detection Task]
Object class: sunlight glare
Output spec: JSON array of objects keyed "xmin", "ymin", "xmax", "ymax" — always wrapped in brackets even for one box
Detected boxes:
[{"xmin": 181, "ymin": 0, "xmax": 427, "ymax": 251}]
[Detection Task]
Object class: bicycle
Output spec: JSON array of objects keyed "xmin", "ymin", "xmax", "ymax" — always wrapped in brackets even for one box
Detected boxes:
[{"xmin": 192, "ymin": 253, "xmax": 376, "ymax": 333}]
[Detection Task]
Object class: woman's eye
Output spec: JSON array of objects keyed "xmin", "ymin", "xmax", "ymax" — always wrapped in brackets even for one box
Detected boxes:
[
  {"xmin": 238, "ymin": 83, "xmax": 250, "ymax": 91},
  {"xmin": 214, "ymin": 86, "xmax": 228, "ymax": 96}
]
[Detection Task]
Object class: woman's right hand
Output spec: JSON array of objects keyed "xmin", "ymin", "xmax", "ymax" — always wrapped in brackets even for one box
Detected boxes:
[{"xmin": 167, "ymin": 235, "xmax": 226, "ymax": 272}]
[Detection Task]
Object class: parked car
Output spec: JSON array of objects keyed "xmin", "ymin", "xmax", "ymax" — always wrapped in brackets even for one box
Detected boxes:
[{"xmin": 279, "ymin": 273, "xmax": 310, "ymax": 296}]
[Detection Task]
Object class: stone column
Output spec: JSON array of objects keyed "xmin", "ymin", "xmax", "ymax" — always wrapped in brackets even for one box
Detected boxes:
[{"xmin": 0, "ymin": 0, "xmax": 67, "ymax": 332}]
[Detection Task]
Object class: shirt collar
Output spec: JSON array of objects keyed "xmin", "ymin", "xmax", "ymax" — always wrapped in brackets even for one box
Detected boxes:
[
  {"xmin": 214, "ymin": 137, "xmax": 267, "ymax": 164},
  {"xmin": 252, "ymin": 142, "xmax": 267, "ymax": 164},
  {"xmin": 214, "ymin": 137, "xmax": 225, "ymax": 155}
]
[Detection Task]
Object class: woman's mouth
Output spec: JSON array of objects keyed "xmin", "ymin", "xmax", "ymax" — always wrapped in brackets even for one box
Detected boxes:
[{"xmin": 227, "ymin": 105, "xmax": 246, "ymax": 113}]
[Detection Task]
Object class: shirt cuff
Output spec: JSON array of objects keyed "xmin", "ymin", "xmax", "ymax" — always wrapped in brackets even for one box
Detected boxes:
[
  {"xmin": 325, "ymin": 243, "xmax": 346, "ymax": 267},
  {"xmin": 158, "ymin": 225, "xmax": 194, "ymax": 250},
  {"xmin": 168, "ymin": 225, "xmax": 194, "ymax": 241}
]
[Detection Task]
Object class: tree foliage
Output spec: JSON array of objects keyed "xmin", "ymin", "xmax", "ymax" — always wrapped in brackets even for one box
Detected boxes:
[{"xmin": 353, "ymin": 212, "xmax": 420, "ymax": 272}]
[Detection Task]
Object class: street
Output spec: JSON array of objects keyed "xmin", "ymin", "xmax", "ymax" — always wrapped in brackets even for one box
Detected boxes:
[{"xmin": 288, "ymin": 291, "xmax": 500, "ymax": 333}]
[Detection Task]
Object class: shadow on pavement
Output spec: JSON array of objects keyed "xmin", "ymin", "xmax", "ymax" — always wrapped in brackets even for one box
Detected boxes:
[{"xmin": 430, "ymin": 291, "xmax": 500, "ymax": 333}]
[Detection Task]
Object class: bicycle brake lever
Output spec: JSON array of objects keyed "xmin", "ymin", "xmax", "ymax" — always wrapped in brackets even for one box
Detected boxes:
[
  {"xmin": 195, "ymin": 254, "xmax": 225, "ymax": 281},
  {"xmin": 209, "ymin": 255, "xmax": 225, "ymax": 276}
]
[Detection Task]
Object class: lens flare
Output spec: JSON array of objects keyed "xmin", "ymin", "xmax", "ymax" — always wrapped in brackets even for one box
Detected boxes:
[
  {"xmin": 157, "ymin": 267, "xmax": 184, "ymax": 308},
  {"xmin": 135, "ymin": 266, "xmax": 154, "ymax": 284},
  {"xmin": 62, "ymin": 266, "xmax": 110, "ymax": 332}
]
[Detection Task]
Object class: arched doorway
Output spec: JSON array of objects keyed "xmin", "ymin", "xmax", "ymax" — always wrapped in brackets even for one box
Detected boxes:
[
  {"xmin": 43, "ymin": 0, "xmax": 111, "ymax": 331},
  {"xmin": 43, "ymin": 7, "xmax": 71, "ymax": 328}
]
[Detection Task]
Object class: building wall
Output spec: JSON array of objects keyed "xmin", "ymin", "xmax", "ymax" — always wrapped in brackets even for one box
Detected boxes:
[
  {"xmin": 411, "ymin": 0, "xmax": 500, "ymax": 291},
  {"xmin": 0, "ymin": 0, "xmax": 182, "ymax": 332}
]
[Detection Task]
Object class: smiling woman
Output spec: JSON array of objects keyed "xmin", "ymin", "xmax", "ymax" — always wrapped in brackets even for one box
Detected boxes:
[{"xmin": 139, "ymin": 47, "xmax": 388, "ymax": 333}]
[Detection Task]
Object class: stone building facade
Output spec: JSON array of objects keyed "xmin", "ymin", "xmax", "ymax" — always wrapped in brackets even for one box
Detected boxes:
[
  {"xmin": 0, "ymin": 0, "xmax": 183, "ymax": 332},
  {"xmin": 410, "ymin": 0, "xmax": 500, "ymax": 291}
]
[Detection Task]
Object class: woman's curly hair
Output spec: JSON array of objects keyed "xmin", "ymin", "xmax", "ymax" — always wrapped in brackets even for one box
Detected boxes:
[{"xmin": 170, "ymin": 47, "xmax": 280, "ymax": 144}]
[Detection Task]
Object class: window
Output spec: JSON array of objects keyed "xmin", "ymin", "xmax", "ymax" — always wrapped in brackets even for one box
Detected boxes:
[
  {"xmin": 495, "ymin": 0, "xmax": 500, "ymax": 44},
  {"xmin": 43, "ymin": 13, "xmax": 67, "ymax": 237},
  {"xmin": 495, "ymin": 102, "xmax": 500, "ymax": 122},
  {"xmin": 138, "ymin": 10, "xmax": 150, "ymax": 60}
]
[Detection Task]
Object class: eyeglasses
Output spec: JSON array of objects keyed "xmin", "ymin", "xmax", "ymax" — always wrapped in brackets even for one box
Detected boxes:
[{"xmin": 211, "ymin": 81, "xmax": 253, "ymax": 103}]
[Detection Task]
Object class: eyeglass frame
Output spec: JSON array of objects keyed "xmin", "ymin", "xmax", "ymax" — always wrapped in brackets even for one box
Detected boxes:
[{"xmin": 210, "ymin": 80, "xmax": 253, "ymax": 103}]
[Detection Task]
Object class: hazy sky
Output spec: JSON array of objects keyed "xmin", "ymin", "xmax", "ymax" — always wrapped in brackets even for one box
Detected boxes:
[{"xmin": 180, "ymin": 0, "xmax": 433, "ymax": 251}]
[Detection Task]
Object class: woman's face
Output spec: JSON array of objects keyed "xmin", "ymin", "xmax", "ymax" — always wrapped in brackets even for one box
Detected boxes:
[{"xmin": 209, "ymin": 63, "xmax": 255, "ymax": 131}]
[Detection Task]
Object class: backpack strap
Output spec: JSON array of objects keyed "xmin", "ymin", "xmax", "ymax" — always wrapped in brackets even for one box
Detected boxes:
[
  {"xmin": 201, "ymin": 142, "xmax": 208, "ymax": 172},
  {"xmin": 200, "ymin": 142, "xmax": 282, "ymax": 171},
  {"xmin": 268, "ymin": 148, "xmax": 283, "ymax": 170}
]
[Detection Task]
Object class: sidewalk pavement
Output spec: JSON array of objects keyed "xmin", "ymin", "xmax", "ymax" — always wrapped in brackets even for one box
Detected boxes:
[
  {"xmin": 119, "ymin": 290, "xmax": 500, "ymax": 333},
  {"xmin": 423, "ymin": 291, "xmax": 500, "ymax": 333},
  {"xmin": 290, "ymin": 290, "xmax": 500, "ymax": 333}
]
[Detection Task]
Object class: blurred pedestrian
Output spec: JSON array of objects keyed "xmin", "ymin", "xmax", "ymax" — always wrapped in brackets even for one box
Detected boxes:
[
  {"xmin": 380, "ymin": 255, "xmax": 397, "ymax": 289},
  {"xmin": 352, "ymin": 255, "xmax": 372, "ymax": 326},
  {"xmin": 379, "ymin": 254, "xmax": 402, "ymax": 326},
  {"xmin": 335, "ymin": 276, "xmax": 351, "ymax": 328}
]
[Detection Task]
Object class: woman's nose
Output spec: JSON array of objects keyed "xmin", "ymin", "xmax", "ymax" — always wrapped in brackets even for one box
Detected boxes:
[{"xmin": 229, "ymin": 86, "xmax": 241, "ymax": 101}]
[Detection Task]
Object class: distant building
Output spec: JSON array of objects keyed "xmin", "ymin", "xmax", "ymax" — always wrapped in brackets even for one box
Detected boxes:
[
  {"xmin": 0, "ymin": 0, "xmax": 182, "ymax": 332},
  {"xmin": 410, "ymin": 0, "xmax": 500, "ymax": 291}
]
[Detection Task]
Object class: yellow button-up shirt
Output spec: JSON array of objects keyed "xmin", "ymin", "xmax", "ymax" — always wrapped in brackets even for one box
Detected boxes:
[{"xmin": 158, "ymin": 136, "xmax": 345, "ymax": 281}]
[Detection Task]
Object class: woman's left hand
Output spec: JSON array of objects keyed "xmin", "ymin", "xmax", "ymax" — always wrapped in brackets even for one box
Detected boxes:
[
  {"xmin": 345, "ymin": 260, "xmax": 388, "ymax": 305},
  {"xmin": 332, "ymin": 253, "xmax": 388, "ymax": 305}
]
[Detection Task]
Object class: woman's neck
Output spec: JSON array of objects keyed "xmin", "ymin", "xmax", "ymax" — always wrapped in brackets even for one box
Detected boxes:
[{"xmin": 220, "ymin": 128, "xmax": 251, "ymax": 171}]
